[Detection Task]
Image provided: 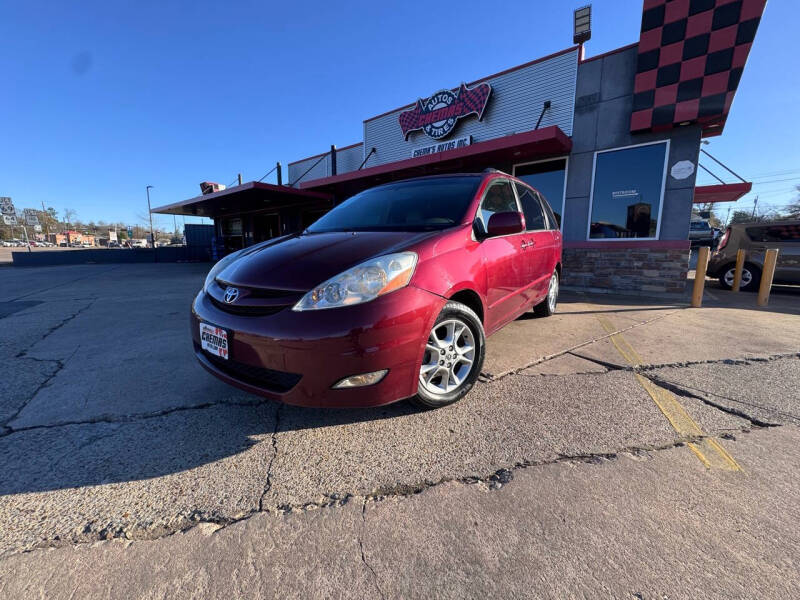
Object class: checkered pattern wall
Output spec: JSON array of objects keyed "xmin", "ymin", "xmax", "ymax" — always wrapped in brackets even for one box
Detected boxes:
[{"xmin": 631, "ymin": 0, "xmax": 767, "ymax": 134}]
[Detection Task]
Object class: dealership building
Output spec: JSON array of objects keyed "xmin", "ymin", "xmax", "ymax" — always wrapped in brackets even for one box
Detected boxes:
[{"xmin": 154, "ymin": 0, "xmax": 766, "ymax": 295}]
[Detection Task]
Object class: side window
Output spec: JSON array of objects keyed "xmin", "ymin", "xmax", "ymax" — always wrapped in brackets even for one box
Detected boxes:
[
  {"xmin": 537, "ymin": 191, "xmax": 559, "ymax": 230},
  {"xmin": 747, "ymin": 224, "xmax": 800, "ymax": 242},
  {"xmin": 514, "ymin": 183, "xmax": 546, "ymax": 230},
  {"xmin": 477, "ymin": 181, "xmax": 518, "ymax": 232}
]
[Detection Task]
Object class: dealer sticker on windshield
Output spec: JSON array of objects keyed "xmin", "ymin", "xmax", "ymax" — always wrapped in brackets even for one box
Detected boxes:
[{"xmin": 200, "ymin": 323, "xmax": 229, "ymax": 360}]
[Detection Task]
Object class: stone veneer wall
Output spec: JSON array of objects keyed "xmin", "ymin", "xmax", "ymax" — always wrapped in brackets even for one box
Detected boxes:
[{"xmin": 561, "ymin": 247, "xmax": 690, "ymax": 296}]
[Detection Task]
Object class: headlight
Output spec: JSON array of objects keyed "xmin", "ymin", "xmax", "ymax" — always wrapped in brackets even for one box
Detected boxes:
[
  {"xmin": 292, "ymin": 252, "xmax": 418, "ymax": 311},
  {"xmin": 203, "ymin": 249, "xmax": 244, "ymax": 292}
]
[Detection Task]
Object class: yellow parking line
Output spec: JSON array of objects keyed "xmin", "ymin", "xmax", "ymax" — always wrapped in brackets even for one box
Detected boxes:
[
  {"xmin": 596, "ymin": 316, "xmax": 742, "ymax": 472},
  {"xmin": 597, "ymin": 316, "xmax": 642, "ymax": 365}
]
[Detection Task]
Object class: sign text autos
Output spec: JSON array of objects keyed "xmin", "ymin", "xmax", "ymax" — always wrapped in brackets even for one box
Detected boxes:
[
  {"xmin": 411, "ymin": 136, "xmax": 471, "ymax": 159},
  {"xmin": 398, "ymin": 83, "xmax": 492, "ymax": 141}
]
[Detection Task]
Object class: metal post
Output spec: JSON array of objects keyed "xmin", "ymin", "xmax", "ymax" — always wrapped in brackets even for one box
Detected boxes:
[
  {"xmin": 732, "ymin": 249, "xmax": 745, "ymax": 292},
  {"xmin": 238, "ymin": 173, "xmax": 243, "ymax": 186},
  {"xmin": 330, "ymin": 145, "xmax": 337, "ymax": 176},
  {"xmin": 22, "ymin": 224, "xmax": 31, "ymax": 252},
  {"xmin": 146, "ymin": 185, "xmax": 155, "ymax": 250},
  {"xmin": 757, "ymin": 249, "xmax": 779, "ymax": 307},
  {"xmin": 276, "ymin": 162, "xmax": 282, "ymax": 186},
  {"xmin": 41, "ymin": 201, "xmax": 50, "ymax": 239},
  {"xmin": 691, "ymin": 246, "xmax": 710, "ymax": 307}
]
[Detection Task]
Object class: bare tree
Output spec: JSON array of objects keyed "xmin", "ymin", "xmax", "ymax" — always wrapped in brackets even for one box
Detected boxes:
[{"xmin": 63, "ymin": 208, "xmax": 77, "ymax": 226}]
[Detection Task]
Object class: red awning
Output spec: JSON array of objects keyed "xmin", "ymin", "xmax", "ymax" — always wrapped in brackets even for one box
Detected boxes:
[
  {"xmin": 299, "ymin": 126, "xmax": 572, "ymax": 196},
  {"xmin": 693, "ymin": 182, "xmax": 752, "ymax": 204}
]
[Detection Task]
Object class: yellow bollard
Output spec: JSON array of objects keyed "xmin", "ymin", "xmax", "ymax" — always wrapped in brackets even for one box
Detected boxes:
[
  {"xmin": 691, "ymin": 246, "xmax": 710, "ymax": 307},
  {"xmin": 731, "ymin": 249, "xmax": 745, "ymax": 292},
  {"xmin": 757, "ymin": 249, "xmax": 779, "ymax": 307}
]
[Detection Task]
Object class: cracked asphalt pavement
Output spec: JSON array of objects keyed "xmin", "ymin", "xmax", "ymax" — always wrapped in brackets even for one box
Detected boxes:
[{"xmin": 0, "ymin": 263, "xmax": 799, "ymax": 598}]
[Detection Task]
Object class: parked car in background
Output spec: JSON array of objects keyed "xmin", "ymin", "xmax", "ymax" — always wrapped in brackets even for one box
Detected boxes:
[
  {"xmin": 689, "ymin": 220, "xmax": 716, "ymax": 246},
  {"xmin": 708, "ymin": 220, "xmax": 800, "ymax": 291},
  {"xmin": 191, "ymin": 172, "xmax": 563, "ymax": 409}
]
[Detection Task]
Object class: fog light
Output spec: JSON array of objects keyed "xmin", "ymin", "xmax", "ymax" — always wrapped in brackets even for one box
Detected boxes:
[{"xmin": 332, "ymin": 369, "xmax": 388, "ymax": 389}]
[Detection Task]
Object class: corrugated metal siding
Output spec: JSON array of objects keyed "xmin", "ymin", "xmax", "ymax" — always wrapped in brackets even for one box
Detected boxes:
[
  {"xmin": 287, "ymin": 144, "xmax": 364, "ymax": 185},
  {"xmin": 288, "ymin": 154, "xmax": 329, "ymax": 186},
  {"xmin": 364, "ymin": 49, "xmax": 578, "ymax": 167},
  {"xmin": 336, "ymin": 144, "xmax": 364, "ymax": 174}
]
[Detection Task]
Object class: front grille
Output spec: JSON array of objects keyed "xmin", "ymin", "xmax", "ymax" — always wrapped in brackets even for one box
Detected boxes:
[
  {"xmin": 209, "ymin": 281, "xmax": 300, "ymax": 316},
  {"xmin": 204, "ymin": 352, "xmax": 302, "ymax": 393},
  {"xmin": 208, "ymin": 294, "xmax": 286, "ymax": 316}
]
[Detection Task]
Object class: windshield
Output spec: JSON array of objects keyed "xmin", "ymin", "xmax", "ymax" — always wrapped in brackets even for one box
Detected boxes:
[{"xmin": 307, "ymin": 176, "xmax": 482, "ymax": 233}]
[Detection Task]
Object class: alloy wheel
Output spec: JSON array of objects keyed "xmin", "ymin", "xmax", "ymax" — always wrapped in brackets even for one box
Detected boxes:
[
  {"xmin": 419, "ymin": 318, "xmax": 476, "ymax": 396},
  {"xmin": 547, "ymin": 273, "xmax": 559, "ymax": 313},
  {"xmin": 724, "ymin": 267, "xmax": 752, "ymax": 288}
]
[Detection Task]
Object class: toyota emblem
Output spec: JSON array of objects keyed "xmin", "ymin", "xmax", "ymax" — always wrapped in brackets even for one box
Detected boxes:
[{"xmin": 224, "ymin": 286, "xmax": 240, "ymax": 304}]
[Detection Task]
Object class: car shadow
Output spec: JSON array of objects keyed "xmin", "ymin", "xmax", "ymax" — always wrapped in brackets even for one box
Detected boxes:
[{"xmin": 0, "ymin": 391, "xmax": 422, "ymax": 496}]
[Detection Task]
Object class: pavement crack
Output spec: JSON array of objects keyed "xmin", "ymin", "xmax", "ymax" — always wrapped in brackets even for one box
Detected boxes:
[
  {"xmin": 565, "ymin": 351, "xmax": 629, "ymax": 371},
  {"xmin": 359, "ymin": 498, "xmax": 385, "ymax": 600},
  {"xmin": 1, "ymin": 434, "xmax": 744, "ymax": 558},
  {"xmin": 0, "ymin": 398, "xmax": 262, "ymax": 439},
  {"xmin": 642, "ymin": 373, "xmax": 788, "ymax": 427},
  {"xmin": 480, "ymin": 309, "xmax": 680, "ymax": 381},
  {"xmin": 9, "ymin": 266, "xmax": 121, "ymax": 303},
  {"xmin": 15, "ymin": 298, "xmax": 96, "ymax": 359},
  {"xmin": 1, "ymin": 348, "xmax": 80, "ymax": 431},
  {"xmin": 638, "ymin": 351, "xmax": 800, "ymax": 372},
  {"xmin": 258, "ymin": 403, "xmax": 282, "ymax": 512}
]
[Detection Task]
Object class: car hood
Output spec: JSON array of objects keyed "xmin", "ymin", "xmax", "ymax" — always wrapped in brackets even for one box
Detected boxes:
[{"xmin": 217, "ymin": 230, "xmax": 437, "ymax": 291}]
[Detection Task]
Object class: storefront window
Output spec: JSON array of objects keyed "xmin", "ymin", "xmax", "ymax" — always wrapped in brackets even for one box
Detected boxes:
[
  {"xmin": 513, "ymin": 159, "xmax": 566, "ymax": 228},
  {"xmin": 589, "ymin": 142, "xmax": 667, "ymax": 239}
]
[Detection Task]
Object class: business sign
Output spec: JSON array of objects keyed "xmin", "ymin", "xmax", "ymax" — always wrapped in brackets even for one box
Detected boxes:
[
  {"xmin": 399, "ymin": 82, "xmax": 492, "ymax": 141},
  {"xmin": 2, "ymin": 215, "xmax": 17, "ymax": 226},
  {"xmin": 23, "ymin": 209, "xmax": 39, "ymax": 226},
  {"xmin": 411, "ymin": 136, "xmax": 471, "ymax": 159},
  {"xmin": 0, "ymin": 197, "xmax": 14, "ymax": 216},
  {"xmin": 34, "ymin": 224, "xmax": 42, "ymax": 232}
]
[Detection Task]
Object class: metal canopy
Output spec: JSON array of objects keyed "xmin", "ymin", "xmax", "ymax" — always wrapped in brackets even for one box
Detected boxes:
[
  {"xmin": 693, "ymin": 182, "xmax": 753, "ymax": 204},
  {"xmin": 152, "ymin": 182, "xmax": 333, "ymax": 217}
]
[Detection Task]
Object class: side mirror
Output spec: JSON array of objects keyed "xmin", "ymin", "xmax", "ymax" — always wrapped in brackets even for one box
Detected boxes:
[{"xmin": 486, "ymin": 211, "xmax": 525, "ymax": 237}]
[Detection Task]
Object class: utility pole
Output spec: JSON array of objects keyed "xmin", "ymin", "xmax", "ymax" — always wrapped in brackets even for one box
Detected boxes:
[
  {"xmin": 751, "ymin": 195, "xmax": 759, "ymax": 219},
  {"xmin": 41, "ymin": 201, "xmax": 50, "ymax": 240},
  {"xmin": 146, "ymin": 185, "xmax": 155, "ymax": 248}
]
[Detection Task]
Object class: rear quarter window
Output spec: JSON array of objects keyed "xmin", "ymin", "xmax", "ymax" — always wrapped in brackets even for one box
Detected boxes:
[{"xmin": 746, "ymin": 224, "xmax": 800, "ymax": 242}]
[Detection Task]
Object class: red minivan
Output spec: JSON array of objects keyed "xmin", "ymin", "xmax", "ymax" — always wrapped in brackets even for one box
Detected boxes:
[{"xmin": 191, "ymin": 171, "xmax": 562, "ymax": 409}]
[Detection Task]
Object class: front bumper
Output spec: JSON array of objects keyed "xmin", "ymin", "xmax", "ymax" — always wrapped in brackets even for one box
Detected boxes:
[{"xmin": 190, "ymin": 285, "xmax": 445, "ymax": 407}]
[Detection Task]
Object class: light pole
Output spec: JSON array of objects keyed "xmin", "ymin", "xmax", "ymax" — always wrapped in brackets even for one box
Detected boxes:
[{"xmin": 146, "ymin": 185, "xmax": 155, "ymax": 248}]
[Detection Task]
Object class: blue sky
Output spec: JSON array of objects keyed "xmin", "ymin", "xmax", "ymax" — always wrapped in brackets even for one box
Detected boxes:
[{"xmin": 1, "ymin": 0, "xmax": 796, "ymax": 231}]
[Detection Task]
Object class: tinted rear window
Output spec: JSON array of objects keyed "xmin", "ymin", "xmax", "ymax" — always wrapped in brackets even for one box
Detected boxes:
[
  {"xmin": 307, "ymin": 176, "xmax": 482, "ymax": 232},
  {"xmin": 746, "ymin": 224, "xmax": 800, "ymax": 242}
]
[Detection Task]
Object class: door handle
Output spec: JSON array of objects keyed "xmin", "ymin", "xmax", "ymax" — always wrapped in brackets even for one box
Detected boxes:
[{"xmin": 521, "ymin": 239, "xmax": 536, "ymax": 249}]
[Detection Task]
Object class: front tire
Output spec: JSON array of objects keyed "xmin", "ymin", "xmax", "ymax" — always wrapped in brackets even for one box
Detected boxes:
[
  {"xmin": 411, "ymin": 301, "xmax": 485, "ymax": 409},
  {"xmin": 533, "ymin": 270, "xmax": 559, "ymax": 317}
]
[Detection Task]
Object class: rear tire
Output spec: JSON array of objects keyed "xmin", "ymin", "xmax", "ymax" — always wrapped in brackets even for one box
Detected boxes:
[
  {"xmin": 718, "ymin": 262, "xmax": 761, "ymax": 292},
  {"xmin": 411, "ymin": 301, "xmax": 485, "ymax": 409},
  {"xmin": 533, "ymin": 271, "xmax": 559, "ymax": 317}
]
